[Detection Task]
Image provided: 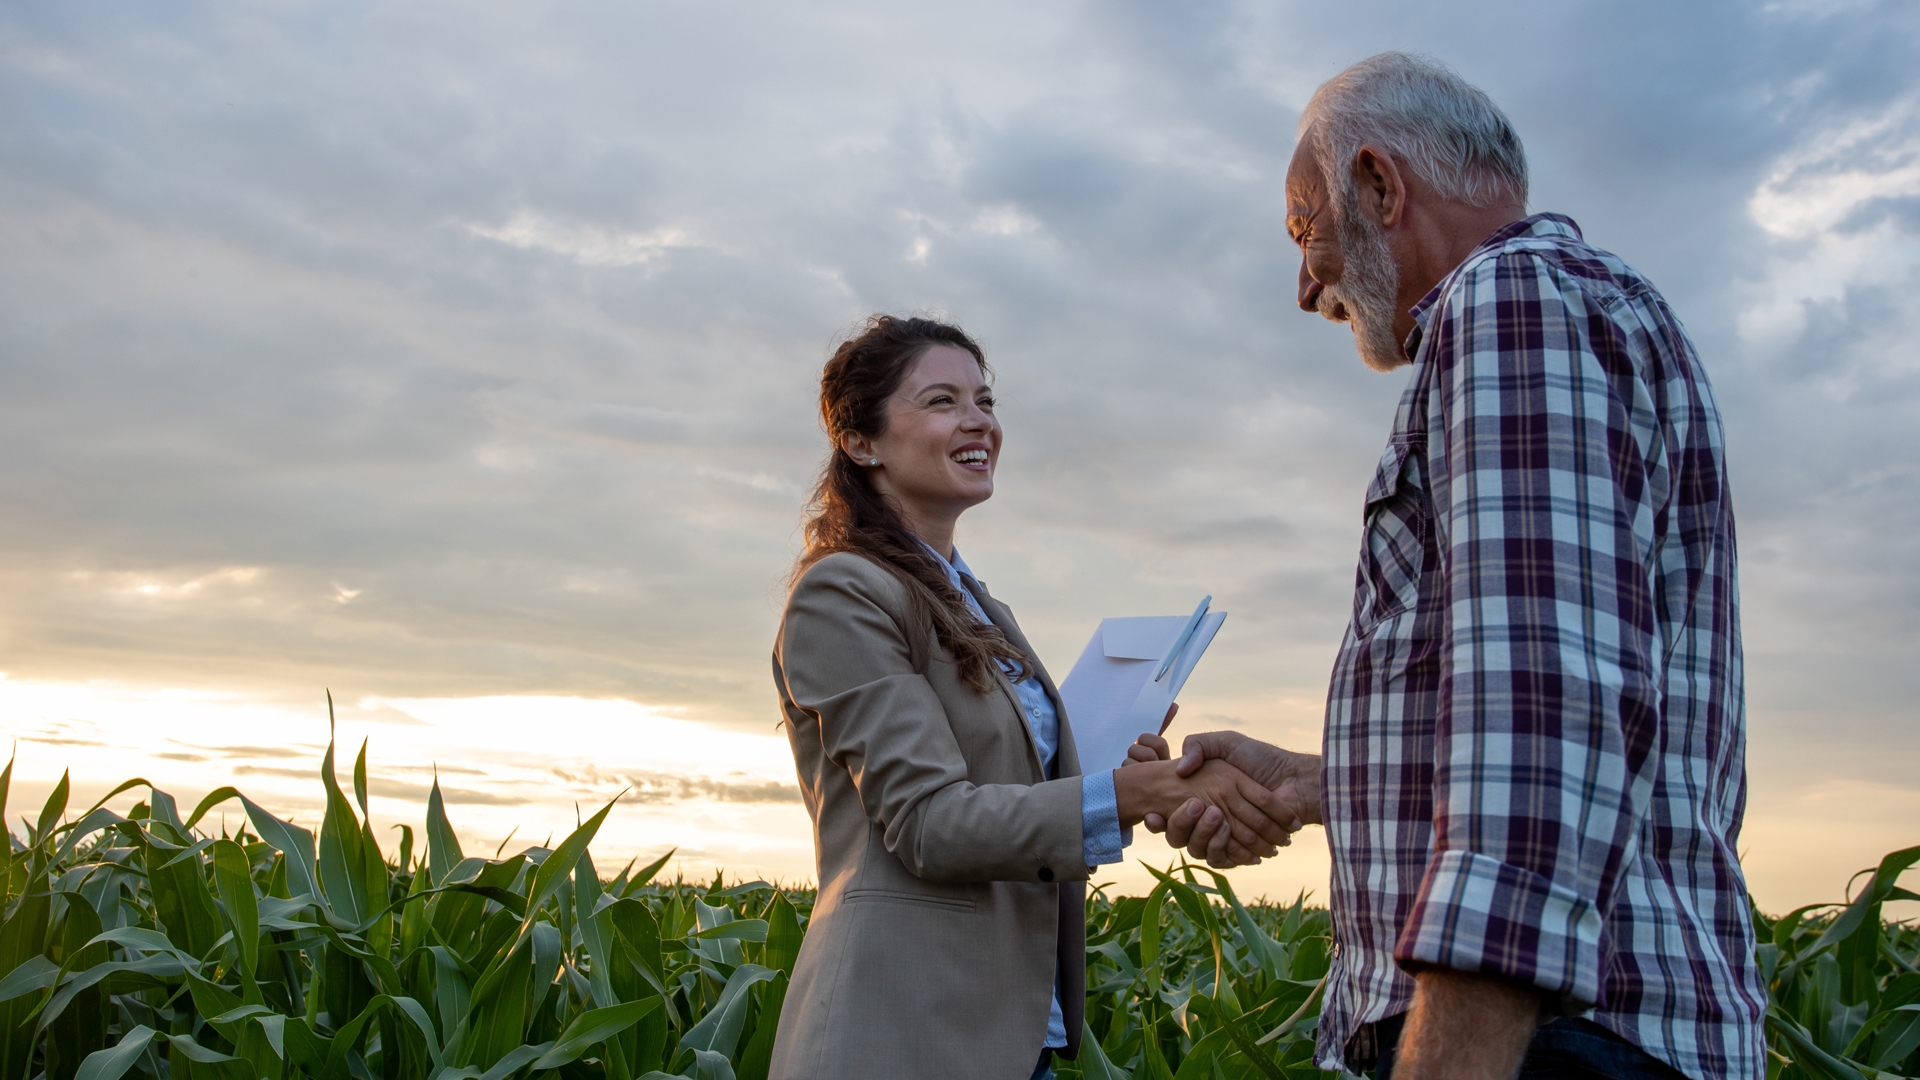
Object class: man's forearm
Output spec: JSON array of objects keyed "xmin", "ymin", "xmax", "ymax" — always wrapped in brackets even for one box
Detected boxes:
[{"xmin": 1393, "ymin": 968, "xmax": 1541, "ymax": 1080}]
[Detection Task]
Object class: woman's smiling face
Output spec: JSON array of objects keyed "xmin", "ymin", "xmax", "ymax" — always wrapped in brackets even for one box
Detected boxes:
[{"xmin": 844, "ymin": 344, "xmax": 1001, "ymax": 546}]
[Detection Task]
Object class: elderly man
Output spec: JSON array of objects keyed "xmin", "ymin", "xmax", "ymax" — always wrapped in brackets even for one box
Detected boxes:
[{"xmin": 1133, "ymin": 54, "xmax": 1766, "ymax": 1079}]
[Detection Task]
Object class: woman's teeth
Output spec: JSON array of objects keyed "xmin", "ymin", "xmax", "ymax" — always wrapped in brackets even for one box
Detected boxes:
[{"xmin": 951, "ymin": 450, "xmax": 988, "ymax": 465}]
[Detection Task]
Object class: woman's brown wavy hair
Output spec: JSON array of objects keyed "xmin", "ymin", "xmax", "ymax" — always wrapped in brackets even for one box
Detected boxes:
[{"xmin": 794, "ymin": 315, "xmax": 1029, "ymax": 693}]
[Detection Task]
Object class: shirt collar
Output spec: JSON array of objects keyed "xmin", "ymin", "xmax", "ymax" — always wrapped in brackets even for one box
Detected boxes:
[
  {"xmin": 919, "ymin": 540, "xmax": 975, "ymax": 589},
  {"xmin": 1404, "ymin": 213, "xmax": 1584, "ymax": 354}
]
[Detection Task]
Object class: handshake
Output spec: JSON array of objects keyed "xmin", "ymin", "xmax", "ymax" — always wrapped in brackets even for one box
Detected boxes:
[{"xmin": 1109, "ymin": 727, "xmax": 1322, "ymax": 868}]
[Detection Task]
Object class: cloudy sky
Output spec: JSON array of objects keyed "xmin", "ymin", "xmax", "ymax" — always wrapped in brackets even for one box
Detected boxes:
[{"xmin": 1, "ymin": 0, "xmax": 1915, "ymax": 907}]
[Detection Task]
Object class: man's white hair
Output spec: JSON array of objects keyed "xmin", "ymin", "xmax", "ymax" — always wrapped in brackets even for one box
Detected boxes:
[{"xmin": 1300, "ymin": 52, "xmax": 1528, "ymax": 209}]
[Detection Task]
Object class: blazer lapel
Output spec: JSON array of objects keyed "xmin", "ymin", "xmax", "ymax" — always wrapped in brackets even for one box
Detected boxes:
[{"xmin": 958, "ymin": 573, "xmax": 1065, "ymax": 781}]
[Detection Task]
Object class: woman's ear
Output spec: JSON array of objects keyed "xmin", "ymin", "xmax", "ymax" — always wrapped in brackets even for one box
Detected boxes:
[{"xmin": 840, "ymin": 430, "xmax": 877, "ymax": 466}]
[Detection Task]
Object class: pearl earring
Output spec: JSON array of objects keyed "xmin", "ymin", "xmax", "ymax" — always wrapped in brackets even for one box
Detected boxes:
[{"xmin": 869, "ymin": 458, "xmax": 879, "ymax": 466}]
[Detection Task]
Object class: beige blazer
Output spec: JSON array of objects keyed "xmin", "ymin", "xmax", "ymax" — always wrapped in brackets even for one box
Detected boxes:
[{"xmin": 768, "ymin": 551, "xmax": 1087, "ymax": 1080}]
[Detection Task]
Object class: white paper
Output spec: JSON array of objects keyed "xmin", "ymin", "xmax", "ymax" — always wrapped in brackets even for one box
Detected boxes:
[{"xmin": 1058, "ymin": 610, "xmax": 1227, "ymax": 775}]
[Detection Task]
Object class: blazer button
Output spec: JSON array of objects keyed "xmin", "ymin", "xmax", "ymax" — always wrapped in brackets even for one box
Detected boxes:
[{"xmin": 1038, "ymin": 866, "xmax": 1055, "ymax": 882}]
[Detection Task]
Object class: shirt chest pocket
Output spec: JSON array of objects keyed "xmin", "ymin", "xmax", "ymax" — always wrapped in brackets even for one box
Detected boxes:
[{"xmin": 1356, "ymin": 438, "xmax": 1431, "ymax": 631}]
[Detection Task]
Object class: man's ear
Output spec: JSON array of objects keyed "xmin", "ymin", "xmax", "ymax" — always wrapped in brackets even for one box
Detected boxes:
[{"xmin": 1352, "ymin": 145, "xmax": 1408, "ymax": 229}]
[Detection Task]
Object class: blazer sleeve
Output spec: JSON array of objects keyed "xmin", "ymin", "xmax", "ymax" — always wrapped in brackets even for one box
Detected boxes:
[{"xmin": 778, "ymin": 555, "xmax": 1087, "ymax": 884}]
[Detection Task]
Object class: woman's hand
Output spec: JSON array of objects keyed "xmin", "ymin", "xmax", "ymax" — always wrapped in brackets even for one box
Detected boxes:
[{"xmin": 1123, "ymin": 733, "xmax": 1177, "ymax": 834}]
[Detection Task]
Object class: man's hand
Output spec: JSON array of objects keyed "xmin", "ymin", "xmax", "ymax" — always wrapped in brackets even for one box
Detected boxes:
[{"xmin": 1393, "ymin": 968, "xmax": 1544, "ymax": 1080}]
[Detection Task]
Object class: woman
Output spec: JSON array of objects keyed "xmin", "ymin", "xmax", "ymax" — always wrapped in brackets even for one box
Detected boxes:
[{"xmin": 769, "ymin": 316, "xmax": 1287, "ymax": 1080}]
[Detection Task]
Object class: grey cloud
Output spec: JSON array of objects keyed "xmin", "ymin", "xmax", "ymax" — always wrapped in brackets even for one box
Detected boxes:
[
  {"xmin": 194, "ymin": 744, "xmax": 329, "ymax": 760},
  {"xmin": 546, "ymin": 766, "xmax": 802, "ymax": 806},
  {"xmin": 363, "ymin": 778, "xmax": 531, "ymax": 807}
]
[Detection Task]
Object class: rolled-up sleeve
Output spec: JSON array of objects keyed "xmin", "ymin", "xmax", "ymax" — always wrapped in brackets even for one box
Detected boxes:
[{"xmin": 1394, "ymin": 252, "xmax": 1663, "ymax": 1009}]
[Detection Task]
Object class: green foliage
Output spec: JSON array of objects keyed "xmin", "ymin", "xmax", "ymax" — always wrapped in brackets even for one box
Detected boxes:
[
  {"xmin": 1057, "ymin": 864, "xmax": 1330, "ymax": 1079},
  {"xmin": 0, "ymin": 740, "xmax": 807, "ymax": 1080},
  {"xmin": 1757, "ymin": 846, "xmax": 1920, "ymax": 1080},
  {"xmin": 0, "ymin": 737, "xmax": 1912, "ymax": 1080}
]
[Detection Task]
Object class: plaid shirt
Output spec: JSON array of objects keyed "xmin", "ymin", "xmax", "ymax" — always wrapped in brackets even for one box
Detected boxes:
[{"xmin": 1315, "ymin": 215, "xmax": 1766, "ymax": 1079}]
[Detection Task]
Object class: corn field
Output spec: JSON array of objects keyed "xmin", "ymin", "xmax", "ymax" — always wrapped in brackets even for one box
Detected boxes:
[{"xmin": 0, "ymin": 739, "xmax": 1913, "ymax": 1080}]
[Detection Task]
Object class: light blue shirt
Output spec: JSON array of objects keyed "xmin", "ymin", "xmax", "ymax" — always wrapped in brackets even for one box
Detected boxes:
[{"xmin": 925, "ymin": 545, "xmax": 1131, "ymax": 1051}]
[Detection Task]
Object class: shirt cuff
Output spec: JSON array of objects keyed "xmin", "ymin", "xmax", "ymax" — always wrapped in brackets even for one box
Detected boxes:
[
  {"xmin": 1081, "ymin": 769, "xmax": 1128, "ymax": 866},
  {"xmin": 1394, "ymin": 849, "xmax": 1607, "ymax": 1008}
]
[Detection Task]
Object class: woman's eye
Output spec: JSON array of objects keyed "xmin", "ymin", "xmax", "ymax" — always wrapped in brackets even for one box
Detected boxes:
[
  {"xmin": 978, "ymin": 397, "xmax": 996, "ymax": 410},
  {"xmin": 927, "ymin": 394, "xmax": 954, "ymax": 406}
]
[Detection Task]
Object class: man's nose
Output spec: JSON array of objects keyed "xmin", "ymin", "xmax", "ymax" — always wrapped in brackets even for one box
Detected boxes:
[{"xmin": 1297, "ymin": 259, "xmax": 1322, "ymax": 313}]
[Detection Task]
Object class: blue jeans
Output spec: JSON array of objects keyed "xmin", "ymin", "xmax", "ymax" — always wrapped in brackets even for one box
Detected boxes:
[
  {"xmin": 1370, "ymin": 1014, "xmax": 1687, "ymax": 1080},
  {"xmin": 1029, "ymin": 1048, "xmax": 1053, "ymax": 1080}
]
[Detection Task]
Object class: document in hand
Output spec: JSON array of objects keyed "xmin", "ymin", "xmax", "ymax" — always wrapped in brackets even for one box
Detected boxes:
[{"xmin": 1058, "ymin": 600, "xmax": 1227, "ymax": 774}]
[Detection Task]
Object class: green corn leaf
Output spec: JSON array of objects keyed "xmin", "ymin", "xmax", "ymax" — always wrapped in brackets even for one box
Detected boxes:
[
  {"xmin": 694, "ymin": 921, "xmax": 769, "ymax": 943},
  {"xmin": 1145, "ymin": 864, "xmax": 1218, "ymax": 938},
  {"xmin": 434, "ymin": 1040, "xmax": 556, "ymax": 1080},
  {"xmin": 240, "ymin": 795, "xmax": 320, "ymax": 901},
  {"xmin": 760, "ymin": 892, "xmax": 801, "ymax": 976},
  {"xmin": 1192, "ymin": 865, "xmax": 1281, "ymax": 980},
  {"xmin": 400, "ymin": 846, "xmax": 430, "ymax": 954},
  {"xmin": 1077, "ymin": 1019, "xmax": 1133, "ymax": 1080},
  {"xmin": 51, "ymin": 806, "xmax": 126, "ymax": 865},
  {"xmin": 532, "ymin": 999, "xmax": 664, "ymax": 1069},
  {"xmin": 705, "ymin": 881, "xmax": 775, "ymax": 901},
  {"xmin": 0, "ymin": 955, "xmax": 58, "ymax": 1003},
  {"xmin": 0, "ymin": 753, "xmax": 12, "ymax": 889},
  {"xmin": 426, "ymin": 774, "xmax": 465, "ymax": 887},
  {"xmin": 133, "ymin": 825, "xmax": 224, "ymax": 958},
  {"xmin": 146, "ymin": 788, "xmax": 184, "ymax": 831},
  {"xmin": 733, "ymin": 971, "xmax": 787, "ymax": 1080},
  {"xmin": 31, "ymin": 956, "xmax": 185, "ymax": 1033},
  {"xmin": 211, "ymin": 838, "xmax": 260, "ymax": 974},
  {"xmin": 688, "ymin": 1048, "xmax": 738, "ymax": 1080},
  {"xmin": 1808, "ymin": 846, "xmax": 1920, "ymax": 961},
  {"xmin": 165, "ymin": 1031, "xmax": 255, "ymax": 1080},
  {"xmin": 353, "ymin": 738, "xmax": 372, "ymax": 819},
  {"xmin": 426, "ymin": 945, "xmax": 474, "ymax": 1046},
  {"xmin": 280, "ymin": 1019, "xmax": 331, "ymax": 1075},
  {"xmin": 183, "ymin": 786, "xmax": 244, "ymax": 831},
  {"xmin": 74, "ymin": 1025, "xmax": 158, "ymax": 1080},
  {"xmin": 1198, "ymin": 999, "xmax": 1285, "ymax": 1080},
  {"xmin": 158, "ymin": 836, "xmax": 218, "ymax": 869},
  {"xmin": 1141, "ymin": 882, "xmax": 1170, "ymax": 969},
  {"xmin": 608, "ymin": 897, "xmax": 666, "ymax": 988},
  {"xmin": 1767, "ymin": 1005, "xmax": 1870, "ymax": 1080},
  {"xmin": 207, "ymin": 1003, "xmax": 277, "ymax": 1025},
  {"xmin": 680, "ymin": 963, "xmax": 778, "ymax": 1059},
  {"xmin": 318, "ymin": 737, "xmax": 371, "ymax": 923},
  {"xmin": 1167, "ymin": 1027, "xmax": 1233, "ymax": 1080},
  {"xmin": 520, "ymin": 796, "xmax": 619, "ymax": 937},
  {"xmin": 35, "ymin": 770, "xmax": 70, "ymax": 842},
  {"xmin": 462, "ymin": 934, "xmax": 538, "ymax": 1068},
  {"xmin": 626, "ymin": 848, "xmax": 676, "ymax": 893},
  {"xmin": 575, "ymin": 852, "xmax": 618, "ymax": 1008}
]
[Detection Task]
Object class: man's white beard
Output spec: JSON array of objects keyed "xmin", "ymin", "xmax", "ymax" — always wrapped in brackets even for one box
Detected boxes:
[{"xmin": 1322, "ymin": 198, "xmax": 1408, "ymax": 372}]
